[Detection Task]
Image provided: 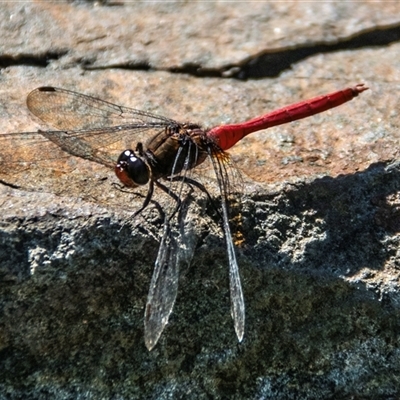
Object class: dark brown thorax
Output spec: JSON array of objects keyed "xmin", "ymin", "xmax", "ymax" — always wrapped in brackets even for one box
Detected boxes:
[{"xmin": 144, "ymin": 123, "xmax": 209, "ymax": 181}]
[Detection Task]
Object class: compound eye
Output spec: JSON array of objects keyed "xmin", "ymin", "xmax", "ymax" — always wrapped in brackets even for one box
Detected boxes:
[{"xmin": 115, "ymin": 149, "xmax": 149, "ymax": 187}]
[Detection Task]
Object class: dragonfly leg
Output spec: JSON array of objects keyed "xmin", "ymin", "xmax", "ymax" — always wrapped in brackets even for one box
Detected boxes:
[
  {"xmin": 111, "ymin": 181, "xmax": 166, "ymax": 223},
  {"xmin": 132, "ymin": 179, "xmax": 155, "ymax": 219},
  {"xmin": 155, "ymin": 180, "xmax": 182, "ymax": 222},
  {"xmin": 136, "ymin": 142, "xmax": 145, "ymax": 156}
]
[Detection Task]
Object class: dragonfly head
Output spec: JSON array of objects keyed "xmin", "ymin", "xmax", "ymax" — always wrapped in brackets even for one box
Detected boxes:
[{"xmin": 115, "ymin": 149, "xmax": 150, "ymax": 188}]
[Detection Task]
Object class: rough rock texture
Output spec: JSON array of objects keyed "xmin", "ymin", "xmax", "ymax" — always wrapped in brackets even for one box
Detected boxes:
[{"xmin": 0, "ymin": 2, "xmax": 400, "ymax": 399}]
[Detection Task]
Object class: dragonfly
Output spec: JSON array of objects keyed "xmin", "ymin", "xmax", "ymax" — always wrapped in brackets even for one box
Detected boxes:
[{"xmin": 0, "ymin": 83, "xmax": 368, "ymax": 350}]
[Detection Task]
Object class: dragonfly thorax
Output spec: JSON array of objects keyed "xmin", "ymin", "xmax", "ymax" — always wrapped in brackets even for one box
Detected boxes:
[{"xmin": 115, "ymin": 149, "xmax": 150, "ymax": 188}]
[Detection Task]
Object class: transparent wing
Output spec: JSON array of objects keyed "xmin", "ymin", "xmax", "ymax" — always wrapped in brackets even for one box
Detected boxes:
[
  {"xmin": 0, "ymin": 87, "xmax": 175, "ymax": 195},
  {"xmin": 209, "ymin": 147, "xmax": 245, "ymax": 342},
  {"xmin": 0, "ymin": 129, "xmax": 142, "ymax": 210},
  {"xmin": 27, "ymin": 86, "xmax": 175, "ymax": 131},
  {"xmin": 26, "ymin": 86, "xmax": 176, "ymax": 160},
  {"xmin": 0, "ymin": 131, "xmax": 83, "ymax": 174},
  {"xmin": 144, "ymin": 139, "xmax": 201, "ymax": 350},
  {"xmin": 144, "ymin": 222, "xmax": 180, "ymax": 351}
]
